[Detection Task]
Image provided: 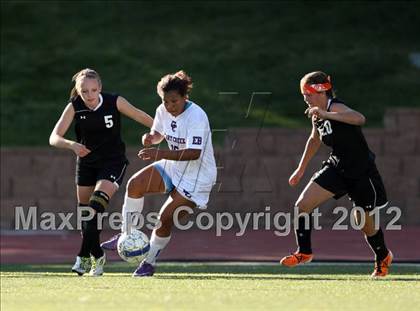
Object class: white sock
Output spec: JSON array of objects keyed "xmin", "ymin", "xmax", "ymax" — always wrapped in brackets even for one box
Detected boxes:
[
  {"xmin": 144, "ymin": 230, "xmax": 171, "ymax": 265},
  {"xmin": 121, "ymin": 195, "xmax": 144, "ymax": 234}
]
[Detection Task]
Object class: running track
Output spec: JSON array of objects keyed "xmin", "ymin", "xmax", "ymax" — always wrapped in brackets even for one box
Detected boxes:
[{"xmin": 1, "ymin": 227, "xmax": 419, "ymax": 264}]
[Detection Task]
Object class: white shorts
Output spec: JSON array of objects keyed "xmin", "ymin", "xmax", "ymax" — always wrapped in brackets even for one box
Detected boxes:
[{"xmin": 152, "ymin": 159, "xmax": 215, "ymax": 209}]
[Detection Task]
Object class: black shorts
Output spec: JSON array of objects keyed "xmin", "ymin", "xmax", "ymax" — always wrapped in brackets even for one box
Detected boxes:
[
  {"xmin": 312, "ymin": 162, "xmax": 388, "ymax": 211},
  {"xmin": 76, "ymin": 159, "xmax": 128, "ymax": 187}
]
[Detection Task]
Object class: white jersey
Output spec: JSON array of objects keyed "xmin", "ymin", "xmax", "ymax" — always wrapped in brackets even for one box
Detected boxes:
[{"xmin": 152, "ymin": 100, "xmax": 217, "ymax": 189}]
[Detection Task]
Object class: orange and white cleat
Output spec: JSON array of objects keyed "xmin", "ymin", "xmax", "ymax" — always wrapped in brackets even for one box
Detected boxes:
[
  {"xmin": 280, "ymin": 252, "xmax": 314, "ymax": 267},
  {"xmin": 371, "ymin": 250, "xmax": 393, "ymax": 278}
]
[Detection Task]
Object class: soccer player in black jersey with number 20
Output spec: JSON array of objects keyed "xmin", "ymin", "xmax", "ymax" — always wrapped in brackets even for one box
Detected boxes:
[
  {"xmin": 280, "ymin": 71, "xmax": 393, "ymax": 278},
  {"xmin": 49, "ymin": 68, "xmax": 153, "ymax": 276}
]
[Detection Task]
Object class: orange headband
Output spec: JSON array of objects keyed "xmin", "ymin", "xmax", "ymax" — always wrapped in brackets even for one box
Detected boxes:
[{"xmin": 302, "ymin": 82, "xmax": 332, "ymax": 94}]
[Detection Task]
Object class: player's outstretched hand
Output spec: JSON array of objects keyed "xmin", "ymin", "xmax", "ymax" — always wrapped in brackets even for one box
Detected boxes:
[
  {"xmin": 71, "ymin": 142, "xmax": 91, "ymax": 158},
  {"xmin": 306, "ymin": 107, "xmax": 328, "ymax": 119},
  {"xmin": 289, "ymin": 168, "xmax": 304, "ymax": 187},
  {"xmin": 142, "ymin": 133, "xmax": 153, "ymax": 147},
  {"xmin": 138, "ymin": 148, "xmax": 160, "ymax": 161}
]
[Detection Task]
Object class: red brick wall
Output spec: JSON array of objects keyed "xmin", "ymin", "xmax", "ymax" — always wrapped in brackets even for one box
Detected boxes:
[{"xmin": 1, "ymin": 108, "xmax": 419, "ymax": 229}]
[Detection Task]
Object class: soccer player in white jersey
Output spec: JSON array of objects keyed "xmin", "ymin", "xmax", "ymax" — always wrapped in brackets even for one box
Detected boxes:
[{"xmin": 101, "ymin": 70, "xmax": 217, "ymax": 277}]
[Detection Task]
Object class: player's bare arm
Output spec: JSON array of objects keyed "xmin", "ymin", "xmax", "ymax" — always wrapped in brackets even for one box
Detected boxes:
[
  {"xmin": 328, "ymin": 103, "xmax": 366, "ymax": 125},
  {"xmin": 49, "ymin": 103, "xmax": 91, "ymax": 157},
  {"xmin": 116, "ymin": 96, "xmax": 154, "ymax": 128},
  {"xmin": 138, "ymin": 148, "xmax": 201, "ymax": 161},
  {"xmin": 308, "ymin": 103, "xmax": 366, "ymax": 126},
  {"xmin": 142, "ymin": 131, "xmax": 164, "ymax": 147},
  {"xmin": 289, "ymin": 120, "xmax": 321, "ymax": 187}
]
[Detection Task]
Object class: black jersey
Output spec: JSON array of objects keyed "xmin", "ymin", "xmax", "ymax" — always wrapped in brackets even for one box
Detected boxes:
[
  {"xmin": 313, "ymin": 98, "xmax": 375, "ymax": 178},
  {"xmin": 72, "ymin": 93, "xmax": 127, "ymax": 166}
]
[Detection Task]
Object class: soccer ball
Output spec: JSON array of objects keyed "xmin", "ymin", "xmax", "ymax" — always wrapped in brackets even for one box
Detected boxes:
[{"xmin": 117, "ymin": 229, "xmax": 150, "ymax": 264}]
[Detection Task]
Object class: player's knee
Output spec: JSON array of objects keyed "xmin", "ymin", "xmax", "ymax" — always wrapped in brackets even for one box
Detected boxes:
[
  {"xmin": 126, "ymin": 175, "xmax": 146, "ymax": 197},
  {"xmin": 89, "ymin": 190, "xmax": 109, "ymax": 213}
]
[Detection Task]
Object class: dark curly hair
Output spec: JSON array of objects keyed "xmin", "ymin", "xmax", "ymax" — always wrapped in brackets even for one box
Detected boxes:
[{"xmin": 157, "ymin": 70, "xmax": 193, "ymax": 98}]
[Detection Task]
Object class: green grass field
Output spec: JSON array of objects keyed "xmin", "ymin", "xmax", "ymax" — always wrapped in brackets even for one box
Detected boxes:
[{"xmin": 1, "ymin": 262, "xmax": 419, "ymax": 310}]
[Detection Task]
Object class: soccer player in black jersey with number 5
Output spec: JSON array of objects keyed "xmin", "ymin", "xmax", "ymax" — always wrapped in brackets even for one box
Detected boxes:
[
  {"xmin": 49, "ymin": 68, "xmax": 153, "ymax": 276},
  {"xmin": 280, "ymin": 71, "xmax": 393, "ymax": 278}
]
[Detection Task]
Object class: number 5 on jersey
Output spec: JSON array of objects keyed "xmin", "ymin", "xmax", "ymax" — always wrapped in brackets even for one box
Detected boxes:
[{"xmin": 104, "ymin": 115, "xmax": 113, "ymax": 128}]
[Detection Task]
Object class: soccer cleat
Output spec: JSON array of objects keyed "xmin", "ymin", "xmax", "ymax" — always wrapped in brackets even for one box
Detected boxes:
[
  {"xmin": 89, "ymin": 254, "xmax": 106, "ymax": 277},
  {"xmin": 71, "ymin": 256, "xmax": 91, "ymax": 276},
  {"xmin": 371, "ymin": 250, "xmax": 393, "ymax": 278},
  {"xmin": 132, "ymin": 261, "xmax": 155, "ymax": 277},
  {"xmin": 100, "ymin": 233, "xmax": 121, "ymax": 251},
  {"xmin": 280, "ymin": 252, "xmax": 314, "ymax": 267}
]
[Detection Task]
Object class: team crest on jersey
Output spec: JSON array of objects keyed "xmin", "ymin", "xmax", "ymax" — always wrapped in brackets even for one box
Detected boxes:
[
  {"xmin": 171, "ymin": 121, "xmax": 177, "ymax": 132},
  {"xmin": 183, "ymin": 189, "xmax": 192, "ymax": 198},
  {"xmin": 192, "ymin": 136, "xmax": 202, "ymax": 145}
]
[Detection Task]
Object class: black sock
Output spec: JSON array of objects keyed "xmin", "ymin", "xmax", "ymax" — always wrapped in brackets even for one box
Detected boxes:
[
  {"xmin": 77, "ymin": 204, "xmax": 90, "ymax": 258},
  {"xmin": 295, "ymin": 213, "xmax": 313, "ymax": 254},
  {"xmin": 90, "ymin": 229, "xmax": 104, "ymax": 259},
  {"xmin": 87, "ymin": 214, "xmax": 104, "ymax": 259},
  {"xmin": 366, "ymin": 228, "xmax": 388, "ymax": 262},
  {"xmin": 78, "ymin": 214, "xmax": 104, "ymax": 258},
  {"xmin": 77, "ymin": 225, "xmax": 91, "ymax": 257}
]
